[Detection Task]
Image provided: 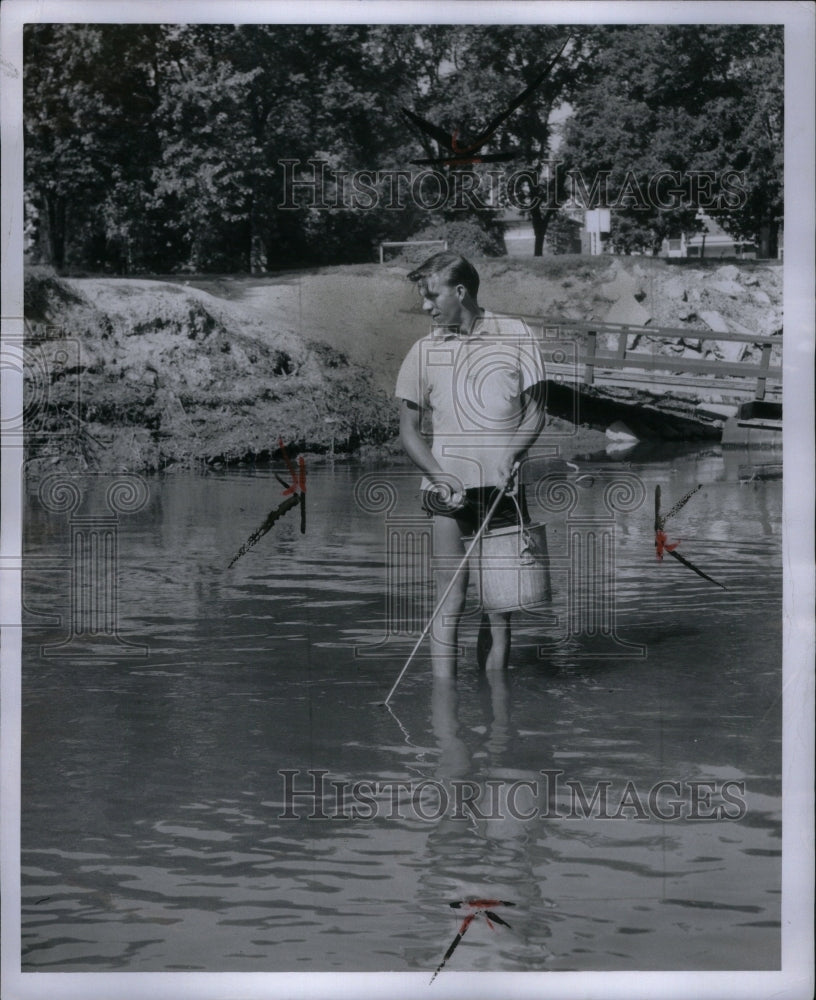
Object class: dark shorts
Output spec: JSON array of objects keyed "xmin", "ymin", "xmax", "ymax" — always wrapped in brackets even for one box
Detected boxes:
[{"xmin": 422, "ymin": 485, "xmax": 529, "ymax": 536}]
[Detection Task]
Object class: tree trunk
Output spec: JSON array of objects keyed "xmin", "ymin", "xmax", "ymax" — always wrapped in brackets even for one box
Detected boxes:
[
  {"xmin": 249, "ymin": 187, "xmax": 267, "ymax": 274},
  {"xmin": 531, "ymin": 202, "xmax": 557, "ymax": 256},
  {"xmin": 250, "ymin": 229, "xmax": 267, "ymax": 274},
  {"xmin": 758, "ymin": 221, "xmax": 778, "ymax": 259},
  {"xmin": 42, "ymin": 193, "xmax": 66, "ymax": 270}
]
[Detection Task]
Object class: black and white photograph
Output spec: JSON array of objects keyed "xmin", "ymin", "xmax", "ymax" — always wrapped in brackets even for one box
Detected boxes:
[{"xmin": 1, "ymin": 2, "xmax": 813, "ymax": 999}]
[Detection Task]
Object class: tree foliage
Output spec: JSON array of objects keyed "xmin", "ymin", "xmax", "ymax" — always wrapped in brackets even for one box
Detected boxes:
[
  {"xmin": 557, "ymin": 25, "xmax": 783, "ymax": 255},
  {"xmin": 24, "ymin": 24, "xmax": 164, "ymax": 270},
  {"xmin": 23, "ymin": 23, "xmax": 783, "ymax": 272}
]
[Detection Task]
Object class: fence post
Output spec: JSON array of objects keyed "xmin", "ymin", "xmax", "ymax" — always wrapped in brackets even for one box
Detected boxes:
[
  {"xmin": 755, "ymin": 343, "xmax": 772, "ymax": 401},
  {"xmin": 584, "ymin": 330, "xmax": 597, "ymax": 386}
]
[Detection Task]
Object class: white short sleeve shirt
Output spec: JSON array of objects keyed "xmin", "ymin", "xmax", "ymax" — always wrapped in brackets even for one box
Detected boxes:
[{"xmin": 395, "ymin": 311, "xmax": 546, "ymax": 489}]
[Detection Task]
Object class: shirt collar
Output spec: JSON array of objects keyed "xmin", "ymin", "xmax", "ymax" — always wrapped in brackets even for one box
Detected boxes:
[{"xmin": 431, "ymin": 310, "xmax": 492, "ymax": 341}]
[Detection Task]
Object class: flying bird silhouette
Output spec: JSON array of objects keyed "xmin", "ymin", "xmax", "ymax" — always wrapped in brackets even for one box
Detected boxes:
[{"xmin": 402, "ymin": 36, "xmax": 570, "ymax": 167}]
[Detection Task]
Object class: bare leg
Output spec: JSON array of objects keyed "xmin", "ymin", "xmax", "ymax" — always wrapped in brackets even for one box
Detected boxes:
[
  {"xmin": 430, "ymin": 515, "xmax": 468, "ymax": 677},
  {"xmin": 483, "ymin": 611, "xmax": 511, "ymax": 671},
  {"xmin": 476, "ymin": 612, "xmax": 492, "ymax": 669},
  {"xmin": 485, "ymin": 665, "xmax": 510, "ymax": 756},
  {"xmin": 431, "ymin": 674, "xmax": 470, "ymax": 777}
]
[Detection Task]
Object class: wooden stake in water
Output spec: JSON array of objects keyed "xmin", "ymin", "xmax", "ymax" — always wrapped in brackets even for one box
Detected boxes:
[
  {"xmin": 654, "ymin": 484, "xmax": 727, "ymax": 590},
  {"xmin": 227, "ymin": 441, "xmax": 306, "ymax": 568}
]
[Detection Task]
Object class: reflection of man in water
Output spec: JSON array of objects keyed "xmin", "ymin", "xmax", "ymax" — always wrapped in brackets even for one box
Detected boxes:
[
  {"xmin": 396, "ymin": 252, "xmax": 546, "ymax": 676},
  {"xmin": 407, "ymin": 673, "xmax": 551, "ymax": 973}
]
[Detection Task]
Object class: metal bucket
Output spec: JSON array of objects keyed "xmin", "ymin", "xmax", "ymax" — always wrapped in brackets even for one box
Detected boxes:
[{"xmin": 466, "ymin": 522, "xmax": 551, "ymax": 612}]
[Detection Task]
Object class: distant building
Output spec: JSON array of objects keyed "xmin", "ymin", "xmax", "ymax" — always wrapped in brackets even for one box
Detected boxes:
[
  {"xmin": 581, "ymin": 207, "xmax": 611, "ymax": 255},
  {"xmin": 503, "ymin": 206, "xmax": 584, "ymax": 257},
  {"xmin": 662, "ymin": 213, "xmax": 756, "ymax": 259},
  {"xmin": 503, "ymin": 208, "xmax": 536, "ymax": 256}
]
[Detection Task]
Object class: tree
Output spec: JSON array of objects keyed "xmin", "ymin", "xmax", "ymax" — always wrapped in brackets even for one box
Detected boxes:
[
  {"xmin": 396, "ymin": 26, "xmax": 585, "ymax": 255},
  {"xmin": 690, "ymin": 26, "xmax": 783, "ymax": 256},
  {"xmin": 122, "ymin": 24, "xmax": 436, "ymax": 269},
  {"xmin": 544, "ymin": 210, "xmax": 583, "ymax": 254},
  {"xmin": 24, "ymin": 24, "xmax": 163, "ymax": 270},
  {"xmin": 25, "ymin": 25, "xmax": 589, "ymax": 270},
  {"xmin": 39, "ymin": 25, "xmax": 791, "ymax": 270},
  {"xmin": 25, "ymin": 24, "xmax": 782, "ymax": 271},
  {"xmin": 557, "ymin": 25, "xmax": 783, "ymax": 255}
]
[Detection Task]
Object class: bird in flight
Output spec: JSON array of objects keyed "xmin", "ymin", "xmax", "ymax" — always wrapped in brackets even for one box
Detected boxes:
[{"xmin": 402, "ymin": 36, "xmax": 570, "ymax": 167}]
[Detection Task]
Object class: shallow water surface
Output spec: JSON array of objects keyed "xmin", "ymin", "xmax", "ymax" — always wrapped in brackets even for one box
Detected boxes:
[{"xmin": 21, "ymin": 452, "xmax": 782, "ymax": 972}]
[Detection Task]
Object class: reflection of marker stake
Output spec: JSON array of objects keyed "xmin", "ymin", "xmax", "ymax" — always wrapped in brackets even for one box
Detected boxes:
[
  {"xmin": 654, "ymin": 484, "xmax": 727, "ymax": 590},
  {"xmin": 430, "ymin": 899, "xmax": 515, "ymax": 984},
  {"xmin": 226, "ymin": 495, "xmax": 300, "ymax": 569}
]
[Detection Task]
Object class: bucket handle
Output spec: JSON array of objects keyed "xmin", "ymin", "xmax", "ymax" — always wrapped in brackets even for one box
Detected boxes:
[
  {"xmin": 508, "ymin": 482, "xmax": 545, "ymax": 565},
  {"xmin": 509, "ymin": 485, "xmax": 533, "ymax": 547}
]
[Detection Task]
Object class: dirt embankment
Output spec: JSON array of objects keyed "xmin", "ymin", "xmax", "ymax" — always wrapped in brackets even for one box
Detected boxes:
[
  {"xmin": 22, "ymin": 256, "xmax": 781, "ymax": 475},
  {"xmin": 24, "ymin": 269, "xmax": 397, "ymax": 475},
  {"xmin": 180, "ymin": 255, "xmax": 782, "ymax": 392}
]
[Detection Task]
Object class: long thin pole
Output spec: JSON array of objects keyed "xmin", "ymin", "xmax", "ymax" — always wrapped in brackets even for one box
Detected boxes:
[{"xmin": 382, "ymin": 465, "xmax": 518, "ymax": 707}]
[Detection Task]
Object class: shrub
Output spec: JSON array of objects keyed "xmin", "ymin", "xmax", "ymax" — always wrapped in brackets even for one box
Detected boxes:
[{"xmin": 399, "ymin": 217, "xmax": 507, "ymax": 263}]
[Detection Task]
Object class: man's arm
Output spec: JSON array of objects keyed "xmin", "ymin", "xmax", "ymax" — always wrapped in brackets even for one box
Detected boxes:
[
  {"xmin": 399, "ymin": 399, "xmax": 444, "ymax": 479},
  {"xmin": 399, "ymin": 399, "xmax": 463, "ymax": 500},
  {"xmin": 495, "ymin": 382, "xmax": 547, "ymax": 485}
]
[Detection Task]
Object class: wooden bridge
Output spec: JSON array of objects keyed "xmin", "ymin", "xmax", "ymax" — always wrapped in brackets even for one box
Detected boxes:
[{"xmin": 521, "ymin": 317, "xmax": 782, "ymax": 404}]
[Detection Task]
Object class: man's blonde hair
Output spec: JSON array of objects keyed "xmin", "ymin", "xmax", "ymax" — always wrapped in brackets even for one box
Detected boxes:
[{"xmin": 407, "ymin": 251, "xmax": 480, "ymax": 299}]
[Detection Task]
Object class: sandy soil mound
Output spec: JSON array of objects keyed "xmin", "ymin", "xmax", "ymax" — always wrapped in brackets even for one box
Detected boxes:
[{"xmin": 23, "ymin": 270, "xmax": 396, "ymax": 474}]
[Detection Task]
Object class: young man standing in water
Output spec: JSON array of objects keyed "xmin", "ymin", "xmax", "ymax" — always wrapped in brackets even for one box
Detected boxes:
[{"xmin": 395, "ymin": 251, "xmax": 547, "ymax": 676}]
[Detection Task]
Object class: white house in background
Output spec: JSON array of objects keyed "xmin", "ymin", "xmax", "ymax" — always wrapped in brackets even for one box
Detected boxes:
[
  {"xmin": 505, "ymin": 206, "xmax": 763, "ymax": 260},
  {"xmin": 583, "ymin": 207, "xmax": 611, "ymax": 255},
  {"xmin": 662, "ymin": 213, "xmax": 756, "ymax": 259},
  {"xmin": 503, "ymin": 207, "xmax": 536, "ymax": 256}
]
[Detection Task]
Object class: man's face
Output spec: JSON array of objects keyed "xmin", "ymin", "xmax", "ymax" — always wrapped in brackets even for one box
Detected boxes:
[{"xmin": 419, "ymin": 274, "xmax": 465, "ymax": 330}]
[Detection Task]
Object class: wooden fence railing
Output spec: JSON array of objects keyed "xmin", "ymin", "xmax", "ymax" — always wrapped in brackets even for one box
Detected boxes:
[
  {"xmin": 521, "ymin": 317, "xmax": 782, "ymax": 401},
  {"xmin": 379, "ymin": 239, "xmax": 447, "ymax": 263}
]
